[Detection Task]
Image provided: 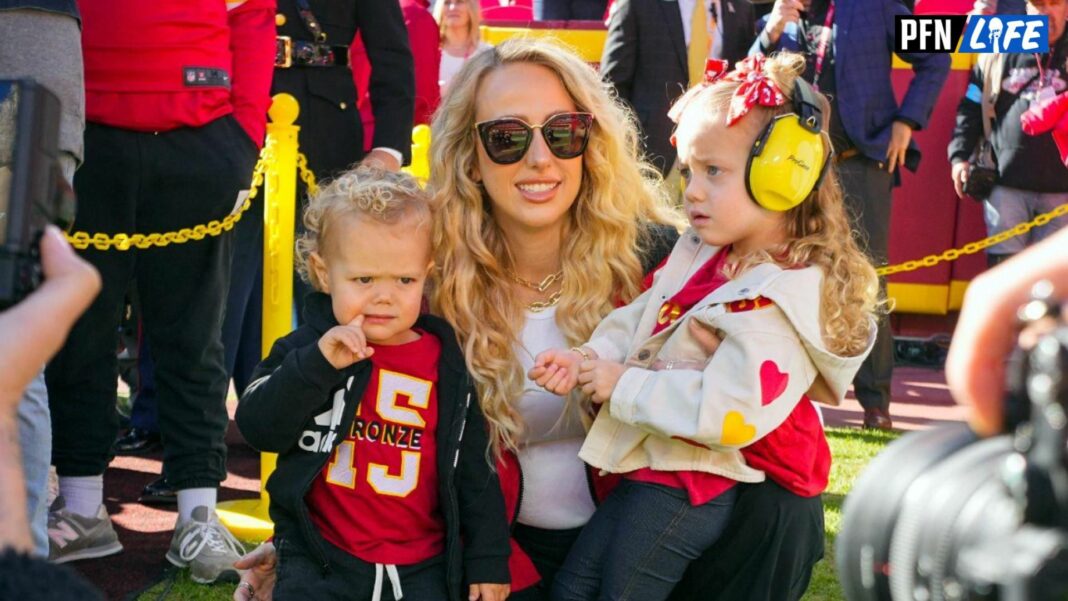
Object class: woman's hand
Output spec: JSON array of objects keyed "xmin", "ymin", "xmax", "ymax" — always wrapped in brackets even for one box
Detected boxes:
[
  {"xmin": 529, "ymin": 348, "xmax": 590, "ymax": 395},
  {"xmin": 650, "ymin": 319, "xmax": 722, "ymax": 371},
  {"xmin": 233, "ymin": 542, "xmax": 277, "ymax": 601},
  {"xmin": 468, "ymin": 582, "xmax": 510, "ymax": 601},
  {"xmin": 578, "ymin": 360, "xmax": 627, "ymax": 404}
]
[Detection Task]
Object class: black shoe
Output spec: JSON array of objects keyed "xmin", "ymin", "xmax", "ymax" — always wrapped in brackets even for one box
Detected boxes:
[
  {"xmin": 139, "ymin": 476, "xmax": 177, "ymax": 505},
  {"xmin": 862, "ymin": 407, "xmax": 894, "ymax": 431},
  {"xmin": 113, "ymin": 428, "xmax": 162, "ymax": 455}
]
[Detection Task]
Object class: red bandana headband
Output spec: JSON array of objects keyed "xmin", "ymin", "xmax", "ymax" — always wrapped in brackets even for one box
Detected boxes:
[
  {"xmin": 668, "ymin": 55, "xmax": 788, "ymax": 133},
  {"xmin": 721, "ymin": 55, "xmax": 788, "ymax": 125}
]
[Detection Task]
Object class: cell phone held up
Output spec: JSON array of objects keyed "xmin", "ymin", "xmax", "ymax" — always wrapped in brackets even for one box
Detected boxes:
[{"xmin": 0, "ymin": 79, "xmax": 76, "ymax": 309}]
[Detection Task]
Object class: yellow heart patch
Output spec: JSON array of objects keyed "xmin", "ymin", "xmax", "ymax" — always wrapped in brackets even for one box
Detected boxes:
[{"xmin": 720, "ymin": 410, "xmax": 756, "ymax": 446}]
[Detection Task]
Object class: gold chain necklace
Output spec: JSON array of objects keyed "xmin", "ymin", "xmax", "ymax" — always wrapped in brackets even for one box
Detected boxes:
[
  {"xmin": 526, "ymin": 289, "xmax": 562, "ymax": 313},
  {"xmin": 508, "ymin": 269, "xmax": 564, "ymax": 293}
]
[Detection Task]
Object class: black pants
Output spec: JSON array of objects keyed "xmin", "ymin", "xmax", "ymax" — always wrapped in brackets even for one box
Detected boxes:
[
  {"xmin": 275, "ymin": 535, "xmax": 449, "ymax": 601},
  {"xmin": 837, "ymin": 155, "xmax": 895, "ymax": 412},
  {"xmin": 669, "ymin": 481, "xmax": 825, "ymax": 601},
  {"xmin": 511, "ymin": 523, "xmax": 584, "ymax": 601},
  {"xmin": 46, "ymin": 116, "xmax": 256, "ymax": 489},
  {"xmin": 221, "ymin": 197, "xmax": 263, "ymax": 396}
]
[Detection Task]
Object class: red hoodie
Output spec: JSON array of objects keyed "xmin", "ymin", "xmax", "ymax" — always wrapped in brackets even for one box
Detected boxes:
[{"xmin": 80, "ymin": 0, "xmax": 276, "ymax": 146}]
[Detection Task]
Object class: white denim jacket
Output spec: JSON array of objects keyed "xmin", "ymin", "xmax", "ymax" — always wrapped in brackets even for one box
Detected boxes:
[{"xmin": 578, "ymin": 229, "xmax": 876, "ymax": 482}]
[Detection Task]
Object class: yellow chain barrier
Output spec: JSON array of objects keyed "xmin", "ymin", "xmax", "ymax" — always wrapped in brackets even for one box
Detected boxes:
[
  {"xmin": 296, "ymin": 150, "xmax": 319, "ymax": 197},
  {"xmin": 875, "ymin": 202, "xmax": 1068, "ymax": 276},
  {"xmin": 65, "ymin": 141, "xmax": 275, "ymax": 251}
]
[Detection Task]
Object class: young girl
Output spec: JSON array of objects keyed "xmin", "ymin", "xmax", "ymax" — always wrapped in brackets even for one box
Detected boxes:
[{"xmin": 532, "ymin": 53, "xmax": 880, "ymax": 601}]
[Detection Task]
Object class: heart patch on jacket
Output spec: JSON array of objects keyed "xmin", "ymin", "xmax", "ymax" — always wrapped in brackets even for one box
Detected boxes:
[
  {"xmin": 759, "ymin": 360, "xmax": 789, "ymax": 406},
  {"xmin": 720, "ymin": 410, "xmax": 756, "ymax": 445}
]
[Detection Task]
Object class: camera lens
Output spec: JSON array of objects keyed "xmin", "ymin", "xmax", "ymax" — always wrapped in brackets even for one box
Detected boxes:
[
  {"xmin": 887, "ymin": 435, "xmax": 1017, "ymax": 600},
  {"xmin": 837, "ymin": 423, "xmax": 979, "ymax": 600}
]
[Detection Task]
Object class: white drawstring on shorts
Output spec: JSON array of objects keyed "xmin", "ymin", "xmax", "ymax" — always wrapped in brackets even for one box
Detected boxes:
[{"xmin": 372, "ymin": 563, "xmax": 403, "ymax": 601}]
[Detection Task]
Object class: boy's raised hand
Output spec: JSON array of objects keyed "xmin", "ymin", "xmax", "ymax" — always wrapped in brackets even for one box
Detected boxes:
[
  {"xmin": 468, "ymin": 582, "xmax": 510, "ymax": 601},
  {"xmin": 317, "ymin": 315, "xmax": 375, "ymax": 369},
  {"xmin": 528, "ymin": 348, "xmax": 584, "ymax": 396}
]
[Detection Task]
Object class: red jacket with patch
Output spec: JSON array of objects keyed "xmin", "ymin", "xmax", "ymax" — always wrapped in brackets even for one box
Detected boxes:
[{"xmin": 80, "ymin": 0, "xmax": 275, "ymax": 146}]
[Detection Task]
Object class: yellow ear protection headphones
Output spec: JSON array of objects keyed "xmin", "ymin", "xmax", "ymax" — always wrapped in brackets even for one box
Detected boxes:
[{"xmin": 745, "ymin": 78, "xmax": 832, "ymax": 212}]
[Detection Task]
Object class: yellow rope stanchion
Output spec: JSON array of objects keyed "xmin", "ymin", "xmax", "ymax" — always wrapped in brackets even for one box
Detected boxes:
[
  {"xmin": 875, "ymin": 202, "xmax": 1068, "ymax": 276},
  {"xmin": 217, "ymin": 93, "xmax": 301, "ymax": 542}
]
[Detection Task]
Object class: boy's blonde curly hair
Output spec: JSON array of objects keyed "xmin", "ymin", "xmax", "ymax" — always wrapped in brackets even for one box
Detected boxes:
[{"xmin": 295, "ymin": 166, "xmax": 431, "ymax": 292}]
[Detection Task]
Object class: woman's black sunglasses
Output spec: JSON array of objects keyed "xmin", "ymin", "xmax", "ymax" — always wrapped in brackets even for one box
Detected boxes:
[{"xmin": 474, "ymin": 112, "xmax": 595, "ymax": 165}]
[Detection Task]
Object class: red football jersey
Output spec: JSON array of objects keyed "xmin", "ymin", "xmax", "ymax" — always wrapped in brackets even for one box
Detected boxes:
[{"xmin": 306, "ymin": 330, "xmax": 445, "ymax": 564}]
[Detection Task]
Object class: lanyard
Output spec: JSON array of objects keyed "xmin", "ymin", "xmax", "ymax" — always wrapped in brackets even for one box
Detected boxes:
[
  {"xmin": 294, "ymin": 0, "xmax": 328, "ymax": 43},
  {"xmin": 1034, "ymin": 50, "xmax": 1055, "ymax": 90},
  {"xmin": 811, "ymin": 0, "xmax": 835, "ymax": 92}
]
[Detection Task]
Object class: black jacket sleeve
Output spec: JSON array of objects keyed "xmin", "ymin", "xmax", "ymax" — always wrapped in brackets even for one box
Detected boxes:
[
  {"xmin": 456, "ymin": 387, "xmax": 511, "ymax": 585},
  {"xmin": 600, "ymin": 0, "xmax": 638, "ymax": 104},
  {"xmin": 948, "ymin": 64, "xmax": 985, "ymax": 165},
  {"xmin": 356, "ymin": 0, "xmax": 416, "ymax": 163},
  {"xmin": 236, "ymin": 332, "xmax": 347, "ymax": 453}
]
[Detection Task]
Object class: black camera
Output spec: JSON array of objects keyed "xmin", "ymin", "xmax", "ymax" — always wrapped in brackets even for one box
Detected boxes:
[
  {"xmin": 0, "ymin": 78, "xmax": 76, "ymax": 309},
  {"xmin": 837, "ymin": 285, "xmax": 1068, "ymax": 601}
]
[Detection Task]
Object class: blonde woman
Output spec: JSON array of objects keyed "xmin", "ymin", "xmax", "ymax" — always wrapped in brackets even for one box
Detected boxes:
[
  {"xmin": 434, "ymin": 0, "xmax": 492, "ymax": 95},
  {"xmin": 233, "ymin": 39, "xmax": 838, "ymax": 601}
]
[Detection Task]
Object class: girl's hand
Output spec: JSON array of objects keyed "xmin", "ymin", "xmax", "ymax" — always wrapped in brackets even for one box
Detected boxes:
[
  {"xmin": 317, "ymin": 315, "xmax": 374, "ymax": 369},
  {"xmin": 233, "ymin": 542, "xmax": 277, "ymax": 601},
  {"xmin": 529, "ymin": 348, "xmax": 588, "ymax": 395},
  {"xmin": 468, "ymin": 582, "xmax": 510, "ymax": 601},
  {"xmin": 577, "ymin": 360, "xmax": 627, "ymax": 404}
]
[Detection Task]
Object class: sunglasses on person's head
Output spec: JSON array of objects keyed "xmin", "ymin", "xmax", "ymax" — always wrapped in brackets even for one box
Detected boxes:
[{"xmin": 474, "ymin": 112, "xmax": 595, "ymax": 165}]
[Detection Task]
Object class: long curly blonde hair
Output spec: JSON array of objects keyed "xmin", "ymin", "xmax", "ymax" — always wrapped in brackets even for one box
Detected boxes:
[
  {"xmin": 429, "ymin": 38, "xmax": 683, "ymax": 455},
  {"xmin": 671, "ymin": 53, "xmax": 880, "ymax": 356}
]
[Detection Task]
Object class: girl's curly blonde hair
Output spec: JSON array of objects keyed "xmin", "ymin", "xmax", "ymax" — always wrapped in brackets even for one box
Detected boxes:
[
  {"xmin": 295, "ymin": 166, "xmax": 431, "ymax": 291},
  {"xmin": 428, "ymin": 38, "xmax": 684, "ymax": 456},
  {"xmin": 671, "ymin": 52, "xmax": 881, "ymax": 357}
]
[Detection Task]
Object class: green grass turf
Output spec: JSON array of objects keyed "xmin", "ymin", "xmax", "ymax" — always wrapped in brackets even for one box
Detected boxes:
[{"xmin": 136, "ymin": 426, "xmax": 899, "ymax": 600}]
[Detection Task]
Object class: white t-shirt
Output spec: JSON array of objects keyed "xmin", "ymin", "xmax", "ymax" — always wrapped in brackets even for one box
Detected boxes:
[
  {"xmin": 514, "ymin": 306, "xmax": 597, "ymax": 530},
  {"xmin": 439, "ymin": 41, "xmax": 493, "ymax": 94}
]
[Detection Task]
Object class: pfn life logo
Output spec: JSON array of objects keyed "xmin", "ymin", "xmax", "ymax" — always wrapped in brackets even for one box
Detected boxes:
[{"xmin": 894, "ymin": 15, "xmax": 1049, "ymax": 53}]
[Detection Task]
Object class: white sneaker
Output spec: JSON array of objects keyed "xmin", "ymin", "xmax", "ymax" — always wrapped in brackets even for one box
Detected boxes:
[{"xmin": 166, "ymin": 506, "xmax": 245, "ymax": 584}]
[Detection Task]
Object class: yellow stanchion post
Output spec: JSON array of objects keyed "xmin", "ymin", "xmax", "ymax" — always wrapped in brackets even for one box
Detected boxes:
[
  {"xmin": 401, "ymin": 124, "xmax": 431, "ymax": 186},
  {"xmin": 218, "ymin": 93, "xmax": 301, "ymax": 541}
]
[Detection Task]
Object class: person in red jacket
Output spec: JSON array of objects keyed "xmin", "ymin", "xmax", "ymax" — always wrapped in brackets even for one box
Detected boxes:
[{"xmin": 43, "ymin": 0, "xmax": 275, "ymax": 585}]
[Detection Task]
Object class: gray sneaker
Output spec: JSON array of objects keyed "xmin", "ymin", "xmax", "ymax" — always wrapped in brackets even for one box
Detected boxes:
[
  {"xmin": 166, "ymin": 506, "xmax": 245, "ymax": 584},
  {"xmin": 47, "ymin": 497, "xmax": 123, "ymax": 564}
]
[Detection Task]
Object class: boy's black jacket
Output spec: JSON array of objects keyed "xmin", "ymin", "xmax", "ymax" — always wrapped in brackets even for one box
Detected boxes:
[{"xmin": 236, "ymin": 293, "xmax": 511, "ymax": 597}]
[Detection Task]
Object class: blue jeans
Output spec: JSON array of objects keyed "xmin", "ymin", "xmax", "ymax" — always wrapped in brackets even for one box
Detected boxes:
[
  {"xmin": 17, "ymin": 372, "xmax": 51, "ymax": 557},
  {"xmin": 552, "ymin": 480, "xmax": 737, "ymax": 601}
]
